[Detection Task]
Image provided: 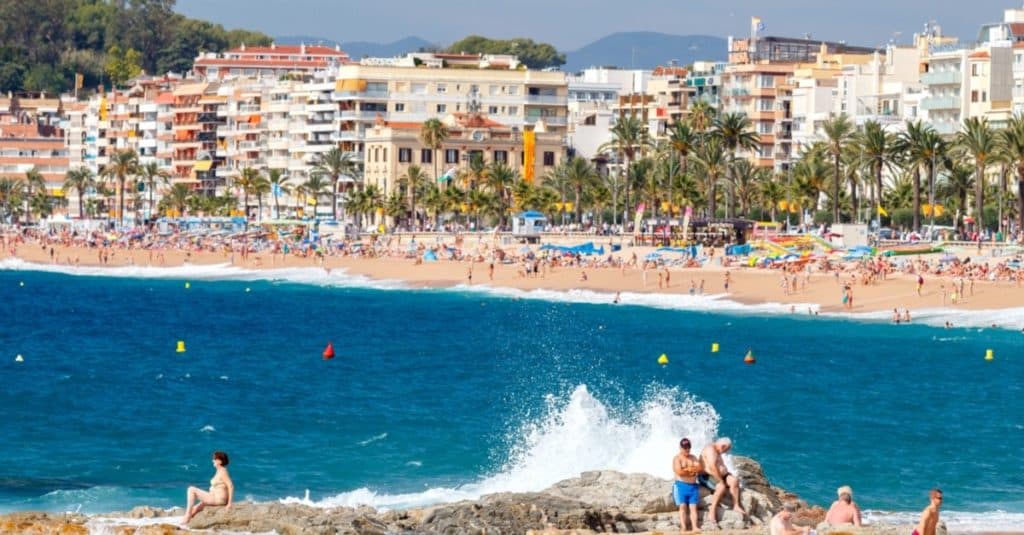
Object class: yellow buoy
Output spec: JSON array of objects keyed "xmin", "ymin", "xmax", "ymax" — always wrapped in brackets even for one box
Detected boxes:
[
  {"xmin": 176, "ymin": 340, "xmax": 186, "ymax": 353},
  {"xmin": 657, "ymin": 353, "xmax": 669, "ymax": 365},
  {"xmin": 711, "ymin": 343, "xmax": 720, "ymax": 353},
  {"xmin": 15, "ymin": 354, "xmax": 23, "ymax": 362},
  {"xmin": 744, "ymin": 349, "xmax": 756, "ymax": 365},
  {"xmin": 184, "ymin": 281, "xmax": 191, "ymax": 289},
  {"xmin": 985, "ymin": 349, "xmax": 994, "ymax": 361}
]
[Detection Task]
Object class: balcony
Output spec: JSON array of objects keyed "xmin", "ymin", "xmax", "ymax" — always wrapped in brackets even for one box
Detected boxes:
[
  {"xmin": 728, "ymin": 88, "xmax": 751, "ymax": 97},
  {"xmin": 331, "ymin": 90, "xmax": 389, "ymax": 100},
  {"xmin": 525, "ymin": 94, "xmax": 568, "ymax": 105},
  {"xmin": 920, "ymin": 96, "xmax": 960, "ymax": 110},
  {"xmin": 527, "ymin": 116, "xmax": 567, "ymax": 126},
  {"xmin": 921, "ymin": 71, "xmax": 962, "ymax": 85},
  {"xmin": 930, "ymin": 122, "xmax": 958, "ymax": 135}
]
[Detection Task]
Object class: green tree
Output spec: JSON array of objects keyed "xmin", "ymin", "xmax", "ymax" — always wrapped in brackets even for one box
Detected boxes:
[
  {"xmin": 563, "ymin": 156, "xmax": 599, "ymax": 223},
  {"xmin": 23, "ymin": 167, "xmax": 46, "ymax": 225},
  {"xmin": 0, "ymin": 176, "xmax": 24, "ymax": 222},
  {"xmin": 955, "ymin": 117, "xmax": 997, "ymax": 232},
  {"xmin": 600, "ymin": 115, "xmax": 650, "ymax": 225},
  {"xmin": 104, "ymin": 45, "xmax": 143, "ymax": 87},
  {"xmin": 820, "ymin": 113, "xmax": 855, "ymax": 223},
  {"xmin": 997, "ymin": 113, "xmax": 1024, "ymax": 233},
  {"xmin": 311, "ymin": 148, "xmax": 361, "ymax": 221},
  {"xmin": 102, "ymin": 149, "xmax": 139, "ymax": 225},
  {"xmin": 484, "ymin": 161, "xmax": 518, "ymax": 227},
  {"xmin": 399, "ymin": 164, "xmax": 430, "ymax": 230},
  {"xmin": 63, "ymin": 166, "xmax": 95, "ymax": 219},
  {"xmin": 855, "ymin": 120, "xmax": 899, "ymax": 228},
  {"xmin": 420, "ymin": 118, "xmax": 449, "ymax": 183},
  {"xmin": 234, "ymin": 167, "xmax": 261, "ymax": 219},
  {"xmin": 265, "ymin": 168, "xmax": 290, "ymax": 219},
  {"xmin": 446, "ymin": 35, "xmax": 565, "ymax": 69},
  {"xmin": 137, "ymin": 161, "xmax": 170, "ymax": 220}
]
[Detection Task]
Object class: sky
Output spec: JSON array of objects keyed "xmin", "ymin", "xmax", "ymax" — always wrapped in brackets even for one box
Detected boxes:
[{"xmin": 175, "ymin": 0, "xmax": 1021, "ymax": 51}]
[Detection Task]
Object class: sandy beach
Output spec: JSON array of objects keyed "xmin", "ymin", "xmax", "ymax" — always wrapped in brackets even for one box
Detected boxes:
[{"xmin": 3, "ymin": 236, "xmax": 1023, "ymax": 320}]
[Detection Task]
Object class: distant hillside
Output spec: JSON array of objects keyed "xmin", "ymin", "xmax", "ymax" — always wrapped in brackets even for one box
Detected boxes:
[
  {"xmin": 276, "ymin": 35, "xmax": 435, "ymax": 59},
  {"xmin": 565, "ymin": 32, "xmax": 727, "ymax": 71}
]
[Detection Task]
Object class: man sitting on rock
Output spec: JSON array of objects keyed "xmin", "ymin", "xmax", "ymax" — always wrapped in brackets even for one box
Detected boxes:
[
  {"xmin": 672, "ymin": 438, "xmax": 703, "ymax": 533},
  {"xmin": 770, "ymin": 502, "xmax": 810, "ymax": 535},
  {"xmin": 699, "ymin": 437, "xmax": 746, "ymax": 528},
  {"xmin": 824, "ymin": 485, "xmax": 862, "ymax": 527}
]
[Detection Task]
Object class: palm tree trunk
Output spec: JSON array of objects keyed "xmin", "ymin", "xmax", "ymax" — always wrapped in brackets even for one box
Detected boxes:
[
  {"xmin": 575, "ymin": 185, "xmax": 582, "ymax": 225},
  {"xmin": 274, "ymin": 194, "xmax": 281, "ymax": 220},
  {"xmin": 876, "ymin": 166, "xmax": 883, "ymax": 230},
  {"xmin": 708, "ymin": 178, "xmax": 717, "ymax": 218},
  {"xmin": 832, "ymin": 156, "xmax": 841, "ymax": 224},
  {"xmin": 79, "ymin": 188, "xmax": 85, "ymax": 220},
  {"xmin": 975, "ymin": 164, "xmax": 985, "ymax": 232},
  {"xmin": 1018, "ymin": 174, "xmax": 1024, "ymax": 233},
  {"xmin": 410, "ymin": 187, "xmax": 417, "ymax": 231},
  {"xmin": 119, "ymin": 177, "xmax": 126, "ymax": 226},
  {"xmin": 331, "ymin": 177, "xmax": 338, "ymax": 220},
  {"xmin": 912, "ymin": 168, "xmax": 921, "ymax": 232},
  {"xmin": 850, "ymin": 180, "xmax": 858, "ymax": 223}
]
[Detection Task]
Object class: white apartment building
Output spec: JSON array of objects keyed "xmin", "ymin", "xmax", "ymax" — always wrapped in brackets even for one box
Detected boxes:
[
  {"xmin": 834, "ymin": 46, "xmax": 925, "ymax": 130},
  {"xmin": 567, "ymin": 68, "xmax": 650, "ymax": 159}
]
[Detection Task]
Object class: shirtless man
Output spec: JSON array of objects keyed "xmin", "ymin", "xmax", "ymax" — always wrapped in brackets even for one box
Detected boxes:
[
  {"xmin": 770, "ymin": 502, "xmax": 810, "ymax": 535},
  {"xmin": 700, "ymin": 438, "xmax": 745, "ymax": 527},
  {"xmin": 913, "ymin": 489, "xmax": 942, "ymax": 535},
  {"xmin": 672, "ymin": 438, "xmax": 703, "ymax": 533},
  {"xmin": 824, "ymin": 485, "xmax": 862, "ymax": 526}
]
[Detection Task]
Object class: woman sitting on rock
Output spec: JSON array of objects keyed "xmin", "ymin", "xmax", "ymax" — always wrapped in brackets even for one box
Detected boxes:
[{"xmin": 183, "ymin": 451, "xmax": 234, "ymax": 524}]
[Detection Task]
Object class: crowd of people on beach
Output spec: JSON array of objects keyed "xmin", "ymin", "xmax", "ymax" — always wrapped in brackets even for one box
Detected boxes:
[{"xmin": 671, "ymin": 437, "xmax": 943, "ymax": 535}]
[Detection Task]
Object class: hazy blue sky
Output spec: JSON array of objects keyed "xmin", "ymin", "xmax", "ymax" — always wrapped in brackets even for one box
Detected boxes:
[{"xmin": 176, "ymin": 0, "xmax": 1019, "ymax": 51}]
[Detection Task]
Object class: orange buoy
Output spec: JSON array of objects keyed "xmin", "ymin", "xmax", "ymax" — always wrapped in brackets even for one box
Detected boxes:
[
  {"xmin": 744, "ymin": 349, "xmax": 756, "ymax": 365},
  {"xmin": 322, "ymin": 342, "xmax": 335, "ymax": 360}
]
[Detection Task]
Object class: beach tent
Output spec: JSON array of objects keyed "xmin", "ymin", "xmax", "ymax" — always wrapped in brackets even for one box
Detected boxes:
[{"xmin": 423, "ymin": 250, "xmax": 438, "ymax": 262}]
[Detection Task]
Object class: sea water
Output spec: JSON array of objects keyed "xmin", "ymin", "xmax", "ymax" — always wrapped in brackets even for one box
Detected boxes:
[{"xmin": 1, "ymin": 259, "xmax": 1023, "ymax": 531}]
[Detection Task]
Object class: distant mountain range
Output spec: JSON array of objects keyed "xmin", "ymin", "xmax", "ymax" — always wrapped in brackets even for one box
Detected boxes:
[{"xmin": 276, "ymin": 32, "xmax": 727, "ymax": 71}]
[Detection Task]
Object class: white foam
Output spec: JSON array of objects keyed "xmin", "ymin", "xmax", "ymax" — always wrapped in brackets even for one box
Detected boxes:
[
  {"xmin": 863, "ymin": 509, "xmax": 1024, "ymax": 532},
  {"xmin": 455, "ymin": 283, "xmax": 816, "ymax": 316},
  {"xmin": 283, "ymin": 384, "xmax": 720, "ymax": 511},
  {"xmin": 200, "ymin": 425, "xmax": 216, "ymax": 433},
  {"xmin": 0, "ymin": 257, "xmax": 405, "ymax": 290},
  {"xmin": 356, "ymin": 432, "xmax": 387, "ymax": 446},
  {"xmin": 834, "ymin": 306, "xmax": 1024, "ymax": 331}
]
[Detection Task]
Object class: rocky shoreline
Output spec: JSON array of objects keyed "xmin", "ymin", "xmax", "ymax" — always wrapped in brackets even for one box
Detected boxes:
[{"xmin": 0, "ymin": 457, "xmax": 942, "ymax": 535}]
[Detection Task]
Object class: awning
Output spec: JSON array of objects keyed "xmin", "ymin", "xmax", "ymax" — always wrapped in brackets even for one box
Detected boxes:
[
  {"xmin": 193, "ymin": 160, "xmax": 213, "ymax": 172},
  {"xmin": 247, "ymin": 115, "xmax": 261, "ymax": 124},
  {"xmin": 335, "ymin": 79, "xmax": 367, "ymax": 92}
]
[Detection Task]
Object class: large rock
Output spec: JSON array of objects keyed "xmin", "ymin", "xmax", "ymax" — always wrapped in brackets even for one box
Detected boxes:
[{"xmin": 542, "ymin": 471, "xmax": 676, "ymax": 514}]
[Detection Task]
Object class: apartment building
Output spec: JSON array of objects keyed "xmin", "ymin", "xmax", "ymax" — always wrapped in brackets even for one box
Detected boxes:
[
  {"xmin": 363, "ymin": 112, "xmax": 565, "ymax": 198},
  {"xmin": 922, "ymin": 46, "xmax": 1012, "ymax": 134},
  {"xmin": 612, "ymin": 68, "xmax": 690, "ymax": 140},
  {"xmin": 193, "ymin": 43, "xmax": 350, "ymax": 80},
  {"xmin": 215, "ymin": 78, "xmax": 270, "ymax": 185},
  {"xmin": 685, "ymin": 61, "xmax": 726, "ymax": 107},
  {"xmin": 833, "ymin": 45, "xmax": 925, "ymax": 130},
  {"xmin": 0, "ymin": 95, "xmax": 68, "ymax": 192},
  {"xmin": 722, "ymin": 36, "xmax": 877, "ymax": 170},
  {"xmin": 567, "ymin": 68, "xmax": 648, "ymax": 159}
]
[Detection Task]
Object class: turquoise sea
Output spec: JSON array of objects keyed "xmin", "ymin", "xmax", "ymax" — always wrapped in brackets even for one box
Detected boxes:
[{"xmin": 1, "ymin": 259, "xmax": 1023, "ymax": 530}]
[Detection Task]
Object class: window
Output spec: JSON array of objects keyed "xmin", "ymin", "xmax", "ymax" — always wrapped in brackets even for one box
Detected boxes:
[
  {"xmin": 507, "ymin": 106, "xmax": 518, "ymax": 115},
  {"xmin": 759, "ymin": 99, "xmax": 773, "ymax": 112},
  {"xmin": 494, "ymin": 150, "xmax": 508, "ymax": 163},
  {"xmin": 971, "ymin": 90, "xmax": 979, "ymax": 103},
  {"xmin": 759, "ymin": 75, "xmax": 775, "ymax": 88},
  {"xmin": 436, "ymin": 83, "xmax": 447, "ymax": 93},
  {"xmin": 399, "ymin": 148, "xmax": 412, "ymax": 163},
  {"xmin": 507, "ymin": 86, "xmax": 519, "ymax": 96},
  {"xmin": 543, "ymin": 151, "xmax": 555, "ymax": 166},
  {"xmin": 489, "ymin": 106, "xmax": 499, "ymax": 114},
  {"xmin": 382, "ymin": 149, "xmax": 387, "ymax": 162},
  {"xmin": 421, "ymin": 149, "xmax": 432, "ymax": 164},
  {"xmin": 436, "ymin": 104, "xmax": 446, "ymax": 113},
  {"xmin": 983, "ymin": 91, "xmax": 988, "ymax": 102},
  {"xmin": 445, "ymin": 148, "xmax": 459, "ymax": 163},
  {"xmin": 972, "ymin": 64, "xmax": 979, "ymax": 76},
  {"xmin": 757, "ymin": 122, "xmax": 772, "ymax": 134},
  {"xmin": 411, "ymin": 83, "xmax": 427, "ymax": 95},
  {"xmin": 394, "ymin": 103, "xmax": 405, "ymax": 112}
]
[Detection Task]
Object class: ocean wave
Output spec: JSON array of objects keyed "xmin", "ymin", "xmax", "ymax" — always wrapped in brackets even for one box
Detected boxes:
[
  {"xmin": 6, "ymin": 257, "xmax": 1024, "ymax": 329},
  {"xmin": 356, "ymin": 433, "xmax": 387, "ymax": 446},
  {"xmin": 282, "ymin": 384, "xmax": 721, "ymax": 511},
  {"xmin": 864, "ymin": 509, "xmax": 1024, "ymax": 532},
  {"xmin": 0, "ymin": 257, "xmax": 405, "ymax": 290}
]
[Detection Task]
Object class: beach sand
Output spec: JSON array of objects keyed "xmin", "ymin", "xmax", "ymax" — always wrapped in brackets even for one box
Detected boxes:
[{"xmin": 4, "ymin": 240, "xmax": 1023, "ymax": 319}]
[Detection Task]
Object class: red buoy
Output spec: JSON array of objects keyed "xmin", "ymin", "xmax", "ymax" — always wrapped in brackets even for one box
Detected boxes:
[{"xmin": 322, "ymin": 342, "xmax": 335, "ymax": 360}]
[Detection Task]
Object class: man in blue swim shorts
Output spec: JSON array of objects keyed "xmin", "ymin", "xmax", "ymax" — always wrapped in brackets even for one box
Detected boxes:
[{"xmin": 672, "ymin": 438, "xmax": 704, "ymax": 532}]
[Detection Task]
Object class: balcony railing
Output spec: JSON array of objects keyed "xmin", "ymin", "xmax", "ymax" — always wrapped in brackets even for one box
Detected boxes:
[
  {"xmin": 524, "ymin": 94, "xmax": 568, "ymax": 105},
  {"xmin": 920, "ymin": 71, "xmax": 962, "ymax": 85},
  {"xmin": 920, "ymin": 96, "xmax": 960, "ymax": 110}
]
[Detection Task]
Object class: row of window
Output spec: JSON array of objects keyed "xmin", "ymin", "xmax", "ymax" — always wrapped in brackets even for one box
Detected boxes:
[{"xmin": 371, "ymin": 147, "xmax": 557, "ymax": 166}]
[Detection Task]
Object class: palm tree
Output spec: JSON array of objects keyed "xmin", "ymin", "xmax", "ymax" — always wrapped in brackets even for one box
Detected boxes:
[
  {"xmin": 311, "ymin": 147, "xmax": 360, "ymax": 220},
  {"xmin": 63, "ymin": 167, "xmax": 95, "ymax": 219},
  {"xmin": 137, "ymin": 162, "xmax": 170, "ymax": 220},
  {"xmin": 601, "ymin": 115, "xmax": 650, "ymax": 226},
  {"xmin": 856, "ymin": 120, "xmax": 898, "ymax": 230},
  {"xmin": 461, "ymin": 151, "xmax": 487, "ymax": 191},
  {"xmin": 161, "ymin": 183, "xmax": 192, "ymax": 215},
  {"xmin": 692, "ymin": 136, "xmax": 729, "ymax": 217},
  {"xmin": 265, "ymin": 168, "xmax": 290, "ymax": 219},
  {"xmin": 667, "ymin": 121, "xmax": 699, "ymax": 184},
  {"xmin": 0, "ymin": 176, "xmax": 24, "ymax": 222},
  {"xmin": 399, "ymin": 164, "xmax": 431, "ymax": 230},
  {"xmin": 997, "ymin": 113, "xmax": 1024, "ymax": 232},
  {"xmin": 792, "ymin": 144, "xmax": 830, "ymax": 215},
  {"xmin": 23, "ymin": 167, "xmax": 46, "ymax": 224},
  {"xmin": 956, "ymin": 117, "xmax": 997, "ymax": 232},
  {"xmin": 730, "ymin": 159, "xmax": 767, "ymax": 218},
  {"xmin": 235, "ymin": 167, "xmax": 261, "ymax": 219},
  {"xmin": 383, "ymin": 191, "xmax": 408, "ymax": 227},
  {"xmin": 900, "ymin": 121, "xmax": 945, "ymax": 232},
  {"xmin": 252, "ymin": 175, "xmax": 271, "ymax": 222},
  {"xmin": 562, "ymin": 156, "xmax": 599, "ymax": 224},
  {"xmin": 420, "ymin": 118, "xmax": 449, "ymax": 182},
  {"xmin": 484, "ymin": 161, "xmax": 518, "ymax": 228},
  {"xmin": 688, "ymin": 100, "xmax": 716, "ymax": 134},
  {"xmin": 938, "ymin": 164, "xmax": 974, "ymax": 232},
  {"xmin": 820, "ymin": 113, "xmax": 855, "ymax": 223},
  {"xmin": 298, "ymin": 174, "xmax": 330, "ymax": 217},
  {"xmin": 102, "ymin": 149, "xmax": 139, "ymax": 226},
  {"xmin": 712, "ymin": 112, "xmax": 759, "ymax": 216},
  {"xmin": 760, "ymin": 178, "xmax": 786, "ymax": 222}
]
